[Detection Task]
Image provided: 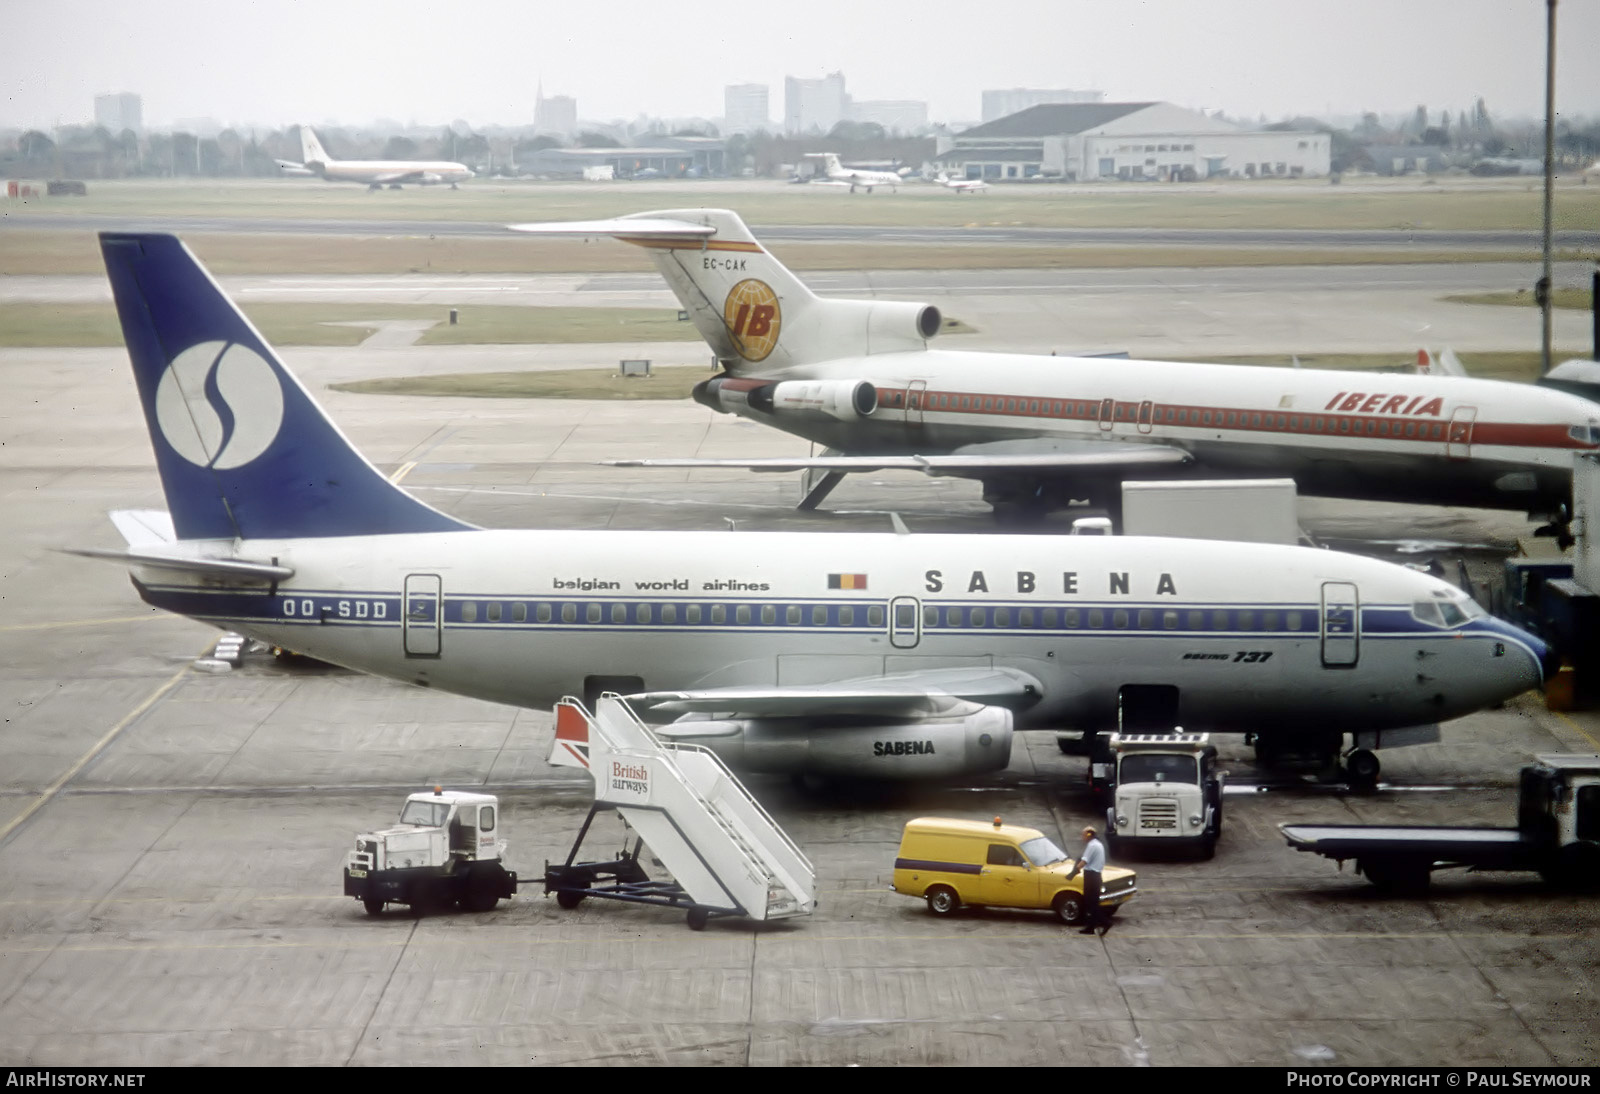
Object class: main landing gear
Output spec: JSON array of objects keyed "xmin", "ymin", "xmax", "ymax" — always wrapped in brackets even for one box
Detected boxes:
[
  {"xmin": 1532, "ymin": 507, "xmax": 1575, "ymax": 551},
  {"xmin": 1247, "ymin": 732, "xmax": 1381, "ymax": 790}
]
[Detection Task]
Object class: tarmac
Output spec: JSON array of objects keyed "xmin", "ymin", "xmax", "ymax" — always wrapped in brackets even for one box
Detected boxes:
[{"xmin": 2, "ymin": 245, "xmax": 1599, "ymax": 1067}]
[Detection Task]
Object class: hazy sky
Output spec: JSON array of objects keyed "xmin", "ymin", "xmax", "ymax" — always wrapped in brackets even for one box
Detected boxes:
[{"xmin": 5, "ymin": 0, "xmax": 1598, "ymax": 131}]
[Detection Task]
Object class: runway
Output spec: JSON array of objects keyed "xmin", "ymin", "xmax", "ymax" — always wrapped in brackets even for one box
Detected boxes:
[{"xmin": 6, "ymin": 210, "xmax": 1599, "ymax": 251}]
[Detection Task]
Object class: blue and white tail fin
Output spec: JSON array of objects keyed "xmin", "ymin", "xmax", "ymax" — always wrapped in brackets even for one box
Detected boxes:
[
  {"xmin": 508, "ymin": 209, "xmax": 942, "ymax": 373},
  {"xmin": 101, "ymin": 232, "xmax": 471, "ymax": 541}
]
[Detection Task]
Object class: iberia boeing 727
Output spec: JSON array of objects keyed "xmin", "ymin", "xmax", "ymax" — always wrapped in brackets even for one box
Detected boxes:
[{"xmin": 509, "ymin": 209, "xmax": 1600, "ymax": 534}]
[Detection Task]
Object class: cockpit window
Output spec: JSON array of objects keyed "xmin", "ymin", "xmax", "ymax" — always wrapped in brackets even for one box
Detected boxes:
[
  {"xmin": 1569, "ymin": 425, "xmax": 1600, "ymax": 445},
  {"xmin": 1413, "ymin": 595, "xmax": 1483, "ymax": 628},
  {"xmin": 1412, "ymin": 600, "xmax": 1445, "ymax": 626}
]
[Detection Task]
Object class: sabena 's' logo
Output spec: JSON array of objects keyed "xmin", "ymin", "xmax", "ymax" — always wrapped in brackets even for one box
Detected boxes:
[
  {"xmin": 155, "ymin": 341, "xmax": 285, "ymax": 470},
  {"xmin": 723, "ymin": 279, "xmax": 781, "ymax": 362}
]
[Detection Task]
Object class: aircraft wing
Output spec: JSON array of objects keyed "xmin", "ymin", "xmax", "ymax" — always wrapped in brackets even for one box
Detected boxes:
[
  {"xmin": 509, "ymin": 216, "xmax": 716, "ymax": 239},
  {"xmin": 607, "ymin": 438, "xmax": 1192, "ymax": 477},
  {"xmin": 372, "ymin": 169, "xmax": 428, "ymax": 185},
  {"xmin": 631, "ymin": 666, "xmax": 1044, "ymax": 721}
]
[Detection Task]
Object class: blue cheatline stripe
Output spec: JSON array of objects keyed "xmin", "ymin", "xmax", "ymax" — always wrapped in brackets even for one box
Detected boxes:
[{"xmin": 139, "ymin": 581, "xmax": 1507, "ymax": 647}]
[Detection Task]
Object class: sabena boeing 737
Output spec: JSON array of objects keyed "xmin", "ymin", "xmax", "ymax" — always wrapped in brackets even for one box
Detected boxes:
[
  {"xmin": 509, "ymin": 209, "xmax": 1600, "ymax": 535},
  {"xmin": 84, "ymin": 232, "xmax": 1552, "ymax": 782},
  {"xmin": 277, "ymin": 125, "xmax": 474, "ymax": 189}
]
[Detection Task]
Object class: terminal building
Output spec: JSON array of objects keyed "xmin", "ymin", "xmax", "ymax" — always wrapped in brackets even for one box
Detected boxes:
[{"xmin": 939, "ymin": 101, "xmax": 1330, "ymax": 182}]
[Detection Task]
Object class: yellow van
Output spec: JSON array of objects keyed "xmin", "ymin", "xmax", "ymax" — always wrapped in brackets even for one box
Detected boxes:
[{"xmin": 892, "ymin": 817, "xmax": 1137, "ymax": 924}]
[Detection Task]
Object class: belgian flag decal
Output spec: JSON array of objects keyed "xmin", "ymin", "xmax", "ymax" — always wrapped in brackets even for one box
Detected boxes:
[{"xmin": 828, "ymin": 573, "xmax": 868, "ymax": 590}]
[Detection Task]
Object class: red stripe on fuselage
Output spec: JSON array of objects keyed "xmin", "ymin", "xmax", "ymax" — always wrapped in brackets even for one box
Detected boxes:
[{"xmin": 878, "ymin": 388, "xmax": 1593, "ymax": 451}]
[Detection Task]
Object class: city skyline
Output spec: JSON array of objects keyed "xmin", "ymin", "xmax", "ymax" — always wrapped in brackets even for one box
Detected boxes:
[{"xmin": 5, "ymin": 0, "xmax": 1599, "ymax": 133}]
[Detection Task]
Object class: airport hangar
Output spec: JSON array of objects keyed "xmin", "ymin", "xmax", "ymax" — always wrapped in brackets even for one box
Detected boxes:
[{"xmin": 936, "ymin": 101, "xmax": 1332, "ymax": 182}]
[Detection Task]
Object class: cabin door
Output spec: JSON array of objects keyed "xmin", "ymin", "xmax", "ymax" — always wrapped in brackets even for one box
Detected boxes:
[
  {"xmin": 1136, "ymin": 400, "xmax": 1155, "ymax": 434},
  {"xmin": 404, "ymin": 573, "xmax": 442, "ymax": 658},
  {"xmin": 906, "ymin": 380, "xmax": 927, "ymax": 428},
  {"xmin": 1446, "ymin": 406, "xmax": 1477, "ymax": 460},
  {"xmin": 1320, "ymin": 581, "xmax": 1359, "ymax": 668},
  {"xmin": 1097, "ymin": 397, "xmax": 1116, "ymax": 432}
]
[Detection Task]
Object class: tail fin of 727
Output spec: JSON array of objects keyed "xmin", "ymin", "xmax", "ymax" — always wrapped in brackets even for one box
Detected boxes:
[
  {"xmin": 100, "ymin": 233, "xmax": 470, "ymax": 542},
  {"xmin": 508, "ymin": 209, "xmax": 942, "ymax": 373}
]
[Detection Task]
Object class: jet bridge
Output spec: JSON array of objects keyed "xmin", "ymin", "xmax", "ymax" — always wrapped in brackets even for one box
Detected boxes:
[{"xmin": 545, "ymin": 695, "xmax": 815, "ymax": 929}]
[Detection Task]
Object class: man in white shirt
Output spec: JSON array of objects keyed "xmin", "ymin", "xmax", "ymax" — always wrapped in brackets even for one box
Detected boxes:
[{"xmin": 1066, "ymin": 826, "xmax": 1109, "ymax": 935}]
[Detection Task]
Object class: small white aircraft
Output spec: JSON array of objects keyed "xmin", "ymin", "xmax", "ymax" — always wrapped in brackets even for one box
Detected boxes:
[
  {"xmin": 935, "ymin": 172, "xmax": 989, "ymax": 194},
  {"xmin": 508, "ymin": 209, "xmax": 1600, "ymax": 538},
  {"xmin": 279, "ymin": 125, "xmax": 474, "ymax": 189},
  {"xmin": 804, "ymin": 152, "xmax": 904, "ymax": 193},
  {"xmin": 82, "ymin": 231, "xmax": 1552, "ymax": 782}
]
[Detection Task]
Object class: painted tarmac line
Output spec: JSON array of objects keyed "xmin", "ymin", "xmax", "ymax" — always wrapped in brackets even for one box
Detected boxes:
[
  {"xmin": 0, "ymin": 614, "xmax": 163, "ymax": 632},
  {"xmin": 0, "ymin": 662, "xmax": 190, "ymax": 846},
  {"xmin": 1553, "ymin": 710, "xmax": 1600, "ymax": 752}
]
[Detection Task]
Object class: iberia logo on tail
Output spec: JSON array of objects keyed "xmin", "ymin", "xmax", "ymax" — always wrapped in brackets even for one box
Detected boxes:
[{"xmin": 723, "ymin": 279, "xmax": 781, "ymax": 362}]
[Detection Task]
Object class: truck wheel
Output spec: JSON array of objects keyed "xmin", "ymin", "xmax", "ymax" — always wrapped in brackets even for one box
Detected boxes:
[
  {"xmin": 462, "ymin": 874, "xmax": 500, "ymax": 913},
  {"xmin": 1052, "ymin": 892, "xmax": 1085, "ymax": 925},
  {"xmin": 1557, "ymin": 842, "xmax": 1600, "ymax": 893},
  {"xmin": 925, "ymin": 886, "xmax": 960, "ymax": 916},
  {"xmin": 1347, "ymin": 749, "xmax": 1380, "ymax": 789},
  {"xmin": 1360, "ymin": 858, "xmax": 1430, "ymax": 895},
  {"xmin": 1198, "ymin": 835, "xmax": 1217, "ymax": 861},
  {"xmin": 686, "ymin": 907, "xmax": 710, "ymax": 931},
  {"xmin": 363, "ymin": 898, "xmax": 384, "ymax": 917},
  {"xmin": 556, "ymin": 889, "xmax": 585, "ymax": 910}
]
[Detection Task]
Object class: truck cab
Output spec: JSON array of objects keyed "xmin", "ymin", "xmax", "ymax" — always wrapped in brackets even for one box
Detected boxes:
[
  {"xmin": 1104, "ymin": 733, "xmax": 1225, "ymax": 858},
  {"xmin": 344, "ymin": 788, "xmax": 516, "ymax": 915}
]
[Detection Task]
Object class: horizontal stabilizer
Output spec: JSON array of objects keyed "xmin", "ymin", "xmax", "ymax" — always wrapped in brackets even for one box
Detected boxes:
[
  {"xmin": 630, "ymin": 666, "xmax": 1043, "ymax": 720},
  {"xmin": 110, "ymin": 509, "xmax": 177, "ymax": 548},
  {"xmin": 508, "ymin": 217, "xmax": 716, "ymax": 240},
  {"xmin": 61, "ymin": 546, "xmax": 293, "ymax": 581}
]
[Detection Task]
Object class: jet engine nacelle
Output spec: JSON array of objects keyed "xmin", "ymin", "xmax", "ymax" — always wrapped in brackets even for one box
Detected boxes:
[
  {"xmin": 665, "ymin": 703, "xmax": 1013, "ymax": 779},
  {"xmin": 816, "ymin": 299, "xmax": 943, "ymax": 356},
  {"xmin": 694, "ymin": 376, "xmax": 878, "ymax": 422}
]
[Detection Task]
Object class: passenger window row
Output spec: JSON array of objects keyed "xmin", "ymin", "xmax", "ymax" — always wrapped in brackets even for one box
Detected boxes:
[
  {"xmin": 449, "ymin": 599, "xmax": 1311, "ymax": 634},
  {"xmin": 887, "ymin": 389, "xmax": 1450, "ymax": 440},
  {"xmin": 453, "ymin": 600, "xmax": 888, "ymax": 628},
  {"xmin": 920, "ymin": 605, "xmax": 1311, "ymax": 632}
]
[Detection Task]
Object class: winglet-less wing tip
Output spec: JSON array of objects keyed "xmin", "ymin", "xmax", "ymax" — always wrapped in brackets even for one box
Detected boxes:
[{"xmin": 507, "ymin": 217, "xmax": 716, "ymax": 239}]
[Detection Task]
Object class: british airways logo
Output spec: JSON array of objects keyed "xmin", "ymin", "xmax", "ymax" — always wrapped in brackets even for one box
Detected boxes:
[{"xmin": 155, "ymin": 341, "xmax": 285, "ymax": 469}]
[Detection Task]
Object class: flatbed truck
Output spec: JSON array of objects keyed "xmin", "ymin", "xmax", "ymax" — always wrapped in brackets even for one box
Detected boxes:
[{"xmin": 1281, "ymin": 754, "xmax": 1600, "ymax": 893}]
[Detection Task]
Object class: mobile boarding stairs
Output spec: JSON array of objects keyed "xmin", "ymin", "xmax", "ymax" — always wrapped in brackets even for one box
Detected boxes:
[{"xmin": 545, "ymin": 695, "xmax": 815, "ymax": 930}]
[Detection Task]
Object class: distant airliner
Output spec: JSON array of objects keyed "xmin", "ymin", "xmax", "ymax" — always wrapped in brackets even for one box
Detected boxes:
[
  {"xmin": 276, "ymin": 125, "xmax": 473, "ymax": 189},
  {"xmin": 509, "ymin": 209, "xmax": 1600, "ymax": 537},
  {"xmin": 81, "ymin": 231, "xmax": 1552, "ymax": 782}
]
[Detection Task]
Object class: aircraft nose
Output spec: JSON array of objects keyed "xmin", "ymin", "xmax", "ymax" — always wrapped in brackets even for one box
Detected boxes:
[{"xmin": 1539, "ymin": 637, "xmax": 1562, "ymax": 686}]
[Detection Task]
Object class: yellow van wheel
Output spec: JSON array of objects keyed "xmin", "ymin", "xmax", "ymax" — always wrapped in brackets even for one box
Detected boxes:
[
  {"xmin": 925, "ymin": 885, "xmax": 960, "ymax": 916},
  {"xmin": 1053, "ymin": 892, "xmax": 1085, "ymax": 925}
]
